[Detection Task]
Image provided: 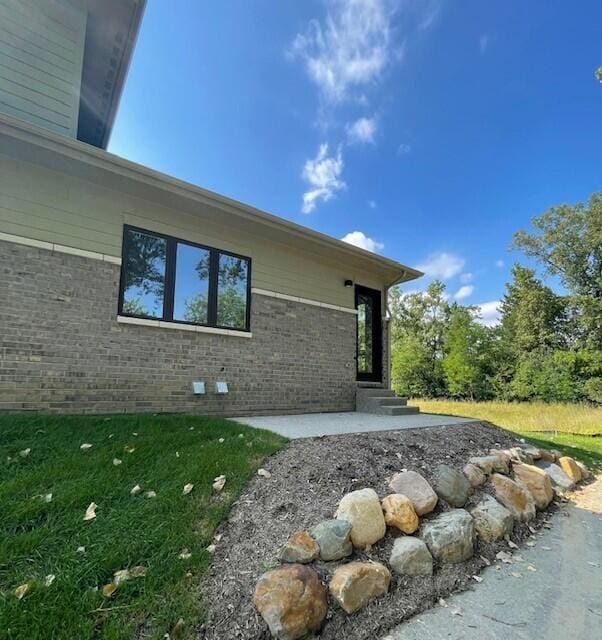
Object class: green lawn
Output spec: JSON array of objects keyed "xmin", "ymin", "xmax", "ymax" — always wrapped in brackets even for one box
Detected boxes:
[
  {"xmin": 0, "ymin": 414, "xmax": 286, "ymax": 640},
  {"xmin": 413, "ymin": 399, "xmax": 602, "ymax": 471}
]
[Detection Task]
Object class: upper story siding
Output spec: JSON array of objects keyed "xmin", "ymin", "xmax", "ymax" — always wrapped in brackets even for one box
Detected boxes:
[{"xmin": 0, "ymin": 0, "xmax": 86, "ymax": 138}]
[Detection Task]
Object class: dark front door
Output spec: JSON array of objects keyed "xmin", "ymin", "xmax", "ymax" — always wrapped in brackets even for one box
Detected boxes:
[{"xmin": 355, "ymin": 285, "xmax": 382, "ymax": 382}]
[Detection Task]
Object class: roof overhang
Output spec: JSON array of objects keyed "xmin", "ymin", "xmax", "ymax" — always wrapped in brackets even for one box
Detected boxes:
[
  {"xmin": 0, "ymin": 113, "xmax": 422, "ymax": 286},
  {"xmin": 77, "ymin": 0, "xmax": 146, "ymax": 149}
]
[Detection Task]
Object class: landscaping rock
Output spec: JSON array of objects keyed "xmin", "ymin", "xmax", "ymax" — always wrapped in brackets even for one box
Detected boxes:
[
  {"xmin": 421, "ymin": 509, "xmax": 475, "ymax": 563},
  {"xmin": 558, "ymin": 456, "xmax": 582, "ymax": 483},
  {"xmin": 311, "ymin": 520, "xmax": 353, "ymax": 561},
  {"xmin": 489, "ymin": 449, "xmax": 512, "ymax": 467},
  {"xmin": 389, "ymin": 537, "xmax": 433, "ymax": 576},
  {"xmin": 491, "ymin": 473, "xmax": 536, "ymax": 522},
  {"xmin": 538, "ymin": 448, "xmax": 556, "ymax": 463},
  {"xmin": 329, "ymin": 562, "xmax": 390, "ymax": 614},
  {"xmin": 280, "ymin": 531, "xmax": 319, "ymax": 564},
  {"xmin": 434, "ymin": 464, "xmax": 472, "ymax": 507},
  {"xmin": 253, "ymin": 564, "xmax": 327, "ymax": 639},
  {"xmin": 535, "ymin": 460, "xmax": 575, "ymax": 492},
  {"xmin": 517, "ymin": 443, "xmax": 542, "ymax": 459},
  {"xmin": 381, "ymin": 494, "xmax": 419, "ymax": 534},
  {"xmin": 470, "ymin": 454, "xmax": 509, "ymax": 475},
  {"xmin": 388, "ymin": 471, "xmax": 438, "ymax": 516},
  {"xmin": 576, "ymin": 460, "xmax": 591, "ymax": 480},
  {"xmin": 513, "ymin": 463, "xmax": 554, "ymax": 510},
  {"xmin": 335, "ymin": 488, "xmax": 386, "ymax": 548},
  {"xmin": 463, "ymin": 463, "xmax": 486, "ymax": 488},
  {"xmin": 508, "ymin": 447, "xmax": 534, "ymax": 465},
  {"xmin": 470, "ymin": 495, "xmax": 513, "ymax": 542}
]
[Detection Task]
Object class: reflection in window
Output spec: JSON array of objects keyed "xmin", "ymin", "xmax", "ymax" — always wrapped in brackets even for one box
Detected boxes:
[
  {"xmin": 174, "ymin": 244, "xmax": 210, "ymax": 324},
  {"xmin": 357, "ymin": 295, "xmax": 373, "ymax": 374},
  {"xmin": 122, "ymin": 229, "xmax": 166, "ymax": 318},
  {"xmin": 217, "ymin": 254, "xmax": 248, "ymax": 329}
]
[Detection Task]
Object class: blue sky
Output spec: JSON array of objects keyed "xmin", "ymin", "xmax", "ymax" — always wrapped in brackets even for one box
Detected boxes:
[{"xmin": 109, "ymin": 0, "xmax": 602, "ymax": 325}]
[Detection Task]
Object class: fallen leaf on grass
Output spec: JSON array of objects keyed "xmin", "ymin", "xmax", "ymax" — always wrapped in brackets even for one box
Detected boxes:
[
  {"xmin": 179, "ymin": 549, "xmax": 192, "ymax": 560},
  {"xmin": 212, "ymin": 475, "xmax": 226, "ymax": 493},
  {"xmin": 218, "ymin": 438, "xmax": 225, "ymax": 443},
  {"xmin": 15, "ymin": 582, "xmax": 31, "ymax": 599},
  {"xmin": 144, "ymin": 491, "xmax": 156, "ymax": 499},
  {"xmin": 130, "ymin": 484, "xmax": 142, "ymax": 496},
  {"xmin": 206, "ymin": 544, "xmax": 216, "ymax": 554},
  {"xmin": 129, "ymin": 566, "xmax": 147, "ymax": 578},
  {"xmin": 182, "ymin": 483, "xmax": 194, "ymax": 495},
  {"xmin": 33, "ymin": 493, "xmax": 53, "ymax": 503},
  {"xmin": 83, "ymin": 502, "xmax": 97, "ymax": 521},
  {"xmin": 44, "ymin": 574, "xmax": 55, "ymax": 587},
  {"xmin": 19, "ymin": 448, "xmax": 31, "ymax": 457},
  {"xmin": 175, "ymin": 451, "xmax": 180, "ymax": 458},
  {"xmin": 102, "ymin": 582, "xmax": 118, "ymax": 598},
  {"xmin": 132, "ymin": 432, "xmax": 138, "ymax": 436},
  {"xmin": 171, "ymin": 618, "xmax": 185, "ymax": 638},
  {"xmin": 257, "ymin": 468, "xmax": 271, "ymax": 479},
  {"xmin": 124, "ymin": 445, "xmax": 135, "ymax": 454},
  {"xmin": 80, "ymin": 443, "xmax": 93, "ymax": 451},
  {"xmin": 238, "ymin": 433, "xmax": 244, "ymax": 438},
  {"xmin": 113, "ymin": 458, "xmax": 122, "ymax": 466},
  {"xmin": 76, "ymin": 546, "xmax": 86, "ymax": 554}
]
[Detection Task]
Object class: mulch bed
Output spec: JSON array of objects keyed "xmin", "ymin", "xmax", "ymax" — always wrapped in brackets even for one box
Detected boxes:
[{"xmin": 200, "ymin": 421, "xmax": 552, "ymax": 640}]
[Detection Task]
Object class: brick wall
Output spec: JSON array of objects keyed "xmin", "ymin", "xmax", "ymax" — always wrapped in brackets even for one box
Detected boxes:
[{"xmin": 0, "ymin": 240, "xmax": 359, "ymax": 415}]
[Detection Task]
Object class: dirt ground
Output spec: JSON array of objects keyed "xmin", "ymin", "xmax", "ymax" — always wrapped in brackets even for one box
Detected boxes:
[{"xmin": 199, "ymin": 421, "xmax": 553, "ymax": 640}]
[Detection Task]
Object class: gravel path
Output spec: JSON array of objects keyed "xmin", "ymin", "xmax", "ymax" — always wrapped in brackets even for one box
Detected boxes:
[{"xmin": 384, "ymin": 475, "xmax": 602, "ymax": 640}]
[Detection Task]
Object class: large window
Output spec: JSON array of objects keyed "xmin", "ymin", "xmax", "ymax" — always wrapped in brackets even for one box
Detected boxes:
[{"xmin": 119, "ymin": 226, "xmax": 251, "ymax": 331}]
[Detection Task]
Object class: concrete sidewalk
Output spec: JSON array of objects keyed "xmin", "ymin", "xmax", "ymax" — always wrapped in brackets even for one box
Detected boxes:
[
  {"xmin": 384, "ymin": 476, "xmax": 602, "ymax": 640},
  {"xmin": 231, "ymin": 411, "xmax": 477, "ymax": 439}
]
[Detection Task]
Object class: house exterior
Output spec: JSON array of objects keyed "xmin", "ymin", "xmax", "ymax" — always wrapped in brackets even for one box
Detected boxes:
[{"xmin": 0, "ymin": 0, "xmax": 421, "ymax": 416}]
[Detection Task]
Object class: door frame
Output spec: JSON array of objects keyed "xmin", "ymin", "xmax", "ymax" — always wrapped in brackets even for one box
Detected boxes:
[{"xmin": 354, "ymin": 284, "xmax": 383, "ymax": 383}]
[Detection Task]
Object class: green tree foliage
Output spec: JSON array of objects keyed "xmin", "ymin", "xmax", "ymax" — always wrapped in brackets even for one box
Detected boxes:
[{"xmin": 512, "ymin": 192, "xmax": 602, "ymax": 348}]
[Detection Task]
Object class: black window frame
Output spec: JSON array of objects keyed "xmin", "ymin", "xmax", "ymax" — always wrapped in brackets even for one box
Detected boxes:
[{"xmin": 118, "ymin": 225, "xmax": 252, "ymax": 332}]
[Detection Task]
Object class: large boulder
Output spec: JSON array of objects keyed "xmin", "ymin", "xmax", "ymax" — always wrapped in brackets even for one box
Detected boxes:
[
  {"xmin": 538, "ymin": 449, "xmax": 557, "ymax": 463},
  {"xmin": 463, "ymin": 463, "xmax": 486, "ymax": 488},
  {"xmin": 470, "ymin": 495, "xmax": 513, "ymax": 542},
  {"xmin": 491, "ymin": 474, "xmax": 536, "ymax": 522},
  {"xmin": 469, "ymin": 455, "xmax": 509, "ymax": 475},
  {"xmin": 329, "ymin": 562, "xmax": 390, "ymax": 614},
  {"xmin": 558, "ymin": 457, "xmax": 582, "ymax": 483},
  {"xmin": 508, "ymin": 447, "xmax": 534, "ymax": 465},
  {"xmin": 513, "ymin": 464, "xmax": 554, "ymax": 510},
  {"xmin": 253, "ymin": 564, "xmax": 327, "ymax": 639},
  {"xmin": 434, "ymin": 464, "xmax": 472, "ymax": 507},
  {"xmin": 535, "ymin": 460, "xmax": 575, "ymax": 493},
  {"xmin": 389, "ymin": 537, "xmax": 433, "ymax": 576},
  {"xmin": 280, "ymin": 531, "xmax": 319, "ymax": 564},
  {"xmin": 517, "ymin": 443, "xmax": 542, "ymax": 459},
  {"xmin": 311, "ymin": 520, "xmax": 353, "ymax": 561},
  {"xmin": 388, "ymin": 471, "xmax": 438, "ymax": 516},
  {"xmin": 576, "ymin": 460, "xmax": 592, "ymax": 480},
  {"xmin": 421, "ymin": 509, "xmax": 475, "ymax": 563},
  {"xmin": 381, "ymin": 494, "xmax": 419, "ymax": 534},
  {"xmin": 335, "ymin": 488, "xmax": 386, "ymax": 548}
]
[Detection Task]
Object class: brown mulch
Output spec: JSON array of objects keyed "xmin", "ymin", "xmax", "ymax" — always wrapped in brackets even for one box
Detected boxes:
[{"xmin": 200, "ymin": 421, "xmax": 553, "ymax": 640}]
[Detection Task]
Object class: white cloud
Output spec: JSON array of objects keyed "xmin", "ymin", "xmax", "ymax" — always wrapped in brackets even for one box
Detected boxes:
[
  {"xmin": 290, "ymin": 0, "xmax": 395, "ymax": 103},
  {"xmin": 495, "ymin": 259, "xmax": 504, "ymax": 268},
  {"xmin": 346, "ymin": 116, "xmax": 377, "ymax": 144},
  {"xmin": 397, "ymin": 143, "xmax": 411, "ymax": 155},
  {"xmin": 476, "ymin": 300, "xmax": 501, "ymax": 326},
  {"xmin": 418, "ymin": 3, "xmax": 441, "ymax": 31},
  {"xmin": 479, "ymin": 34, "xmax": 489, "ymax": 53},
  {"xmin": 368, "ymin": 199, "xmax": 377, "ymax": 209},
  {"xmin": 454, "ymin": 285, "xmax": 474, "ymax": 300},
  {"xmin": 341, "ymin": 230, "xmax": 384, "ymax": 252},
  {"xmin": 459, "ymin": 272, "xmax": 473, "ymax": 283},
  {"xmin": 301, "ymin": 143, "xmax": 346, "ymax": 213},
  {"xmin": 417, "ymin": 252, "xmax": 465, "ymax": 280}
]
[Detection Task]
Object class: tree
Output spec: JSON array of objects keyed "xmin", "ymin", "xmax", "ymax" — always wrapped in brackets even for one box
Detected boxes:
[
  {"xmin": 442, "ymin": 305, "xmax": 493, "ymax": 399},
  {"xmin": 512, "ymin": 193, "xmax": 602, "ymax": 348}
]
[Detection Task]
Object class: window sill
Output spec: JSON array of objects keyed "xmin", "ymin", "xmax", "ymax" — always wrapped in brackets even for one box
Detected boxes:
[{"xmin": 117, "ymin": 315, "xmax": 252, "ymax": 338}]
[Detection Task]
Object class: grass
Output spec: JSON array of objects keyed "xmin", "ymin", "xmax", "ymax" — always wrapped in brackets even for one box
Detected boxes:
[
  {"xmin": 412, "ymin": 398, "xmax": 602, "ymax": 471},
  {"xmin": 0, "ymin": 414, "xmax": 287, "ymax": 640}
]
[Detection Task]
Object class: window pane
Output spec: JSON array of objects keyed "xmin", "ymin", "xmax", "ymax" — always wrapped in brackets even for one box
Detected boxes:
[
  {"xmin": 122, "ymin": 229, "xmax": 166, "ymax": 318},
  {"xmin": 174, "ymin": 243, "xmax": 210, "ymax": 324},
  {"xmin": 217, "ymin": 254, "xmax": 248, "ymax": 329},
  {"xmin": 357, "ymin": 295, "xmax": 373, "ymax": 374}
]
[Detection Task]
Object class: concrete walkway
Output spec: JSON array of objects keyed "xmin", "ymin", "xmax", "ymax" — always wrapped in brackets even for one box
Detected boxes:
[
  {"xmin": 232, "ymin": 411, "xmax": 477, "ymax": 439},
  {"xmin": 384, "ymin": 476, "xmax": 602, "ymax": 640}
]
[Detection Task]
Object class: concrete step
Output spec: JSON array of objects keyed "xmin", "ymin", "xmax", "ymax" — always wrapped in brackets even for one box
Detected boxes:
[
  {"xmin": 379, "ymin": 405, "xmax": 420, "ymax": 416},
  {"xmin": 363, "ymin": 396, "xmax": 408, "ymax": 408},
  {"xmin": 356, "ymin": 387, "xmax": 396, "ymax": 398}
]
